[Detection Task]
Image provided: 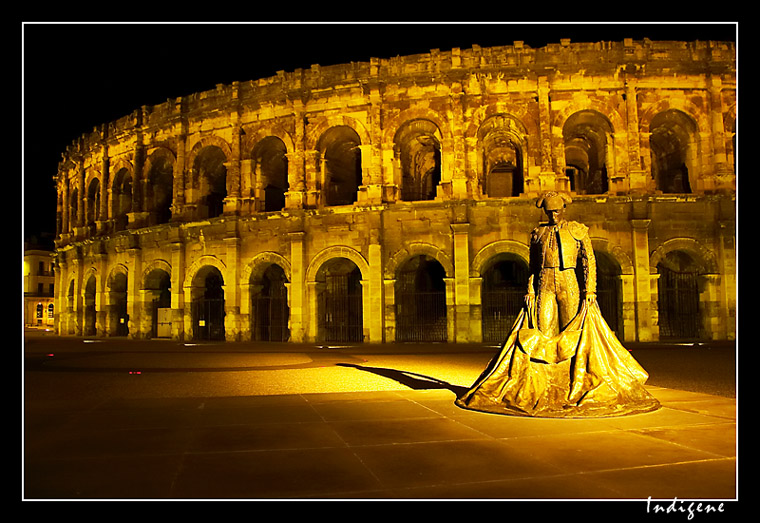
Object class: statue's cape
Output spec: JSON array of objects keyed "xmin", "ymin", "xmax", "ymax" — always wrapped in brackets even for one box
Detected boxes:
[{"xmin": 456, "ymin": 300, "xmax": 659, "ymax": 418}]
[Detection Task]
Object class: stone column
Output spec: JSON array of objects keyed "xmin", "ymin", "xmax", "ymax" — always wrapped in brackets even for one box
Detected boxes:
[
  {"xmin": 625, "ymin": 81, "xmax": 647, "ymax": 193},
  {"xmin": 288, "ymin": 232, "xmax": 306, "ymax": 342},
  {"xmin": 451, "ymin": 223, "xmax": 471, "ymax": 342},
  {"xmin": 172, "ymin": 129, "xmax": 187, "ymax": 221},
  {"xmin": 537, "ymin": 75, "xmax": 558, "ymax": 192},
  {"xmin": 449, "ymin": 86, "xmax": 469, "ymax": 199},
  {"xmin": 224, "ymin": 237, "xmax": 241, "ymax": 341},
  {"xmin": 631, "ymin": 218, "xmax": 656, "ymax": 341},
  {"xmin": 224, "ymin": 111, "xmax": 242, "ymax": 215},
  {"xmin": 383, "ymin": 278, "xmax": 396, "ymax": 342},
  {"xmin": 367, "ymin": 238, "xmax": 384, "ymax": 342},
  {"xmin": 468, "ymin": 276, "xmax": 483, "ymax": 343},
  {"xmin": 126, "ymin": 247, "xmax": 142, "ymax": 339},
  {"xmin": 170, "ymin": 241, "xmax": 185, "ymax": 340}
]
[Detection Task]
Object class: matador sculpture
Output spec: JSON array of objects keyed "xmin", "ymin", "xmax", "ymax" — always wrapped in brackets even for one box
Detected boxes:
[{"xmin": 457, "ymin": 192, "xmax": 660, "ymax": 417}]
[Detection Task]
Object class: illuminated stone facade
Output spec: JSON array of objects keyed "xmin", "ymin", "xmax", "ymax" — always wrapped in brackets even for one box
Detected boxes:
[{"xmin": 52, "ymin": 38, "xmax": 736, "ymax": 344}]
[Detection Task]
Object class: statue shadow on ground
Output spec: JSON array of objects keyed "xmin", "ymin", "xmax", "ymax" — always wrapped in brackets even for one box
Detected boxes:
[{"xmin": 336, "ymin": 363, "xmax": 468, "ymax": 396}]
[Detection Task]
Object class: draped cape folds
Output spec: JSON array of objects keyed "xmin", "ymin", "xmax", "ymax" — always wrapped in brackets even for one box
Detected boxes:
[{"xmin": 456, "ymin": 300, "xmax": 660, "ymax": 418}]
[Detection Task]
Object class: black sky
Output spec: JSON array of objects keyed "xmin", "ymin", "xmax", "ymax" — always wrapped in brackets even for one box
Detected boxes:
[{"xmin": 21, "ymin": 21, "xmax": 738, "ymax": 245}]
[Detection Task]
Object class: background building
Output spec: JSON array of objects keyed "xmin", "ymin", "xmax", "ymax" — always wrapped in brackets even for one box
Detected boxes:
[
  {"xmin": 51, "ymin": 38, "xmax": 736, "ymax": 344},
  {"xmin": 24, "ymin": 236, "xmax": 56, "ymax": 329}
]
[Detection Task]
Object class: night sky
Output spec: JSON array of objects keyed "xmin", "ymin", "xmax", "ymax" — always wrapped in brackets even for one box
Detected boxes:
[{"xmin": 21, "ymin": 21, "xmax": 737, "ymax": 247}]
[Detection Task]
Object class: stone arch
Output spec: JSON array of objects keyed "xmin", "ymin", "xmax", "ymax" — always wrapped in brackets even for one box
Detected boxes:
[
  {"xmin": 185, "ymin": 255, "xmax": 228, "ymax": 289},
  {"xmin": 110, "ymin": 160, "xmax": 134, "ymax": 231},
  {"xmin": 143, "ymin": 147, "xmax": 176, "ymax": 224},
  {"xmin": 315, "ymin": 125, "xmax": 364, "ymax": 206},
  {"xmin": 561, "ymin": 109, "xmax": 616, "ymax": 194},
  {"xmin": 590, "ymin": 237, "xmax": 634, "ymax": 275},
  {"xmin": 108, "ymin": 158, "xmax": 134, "ymax": 192},
  {"xmin": 384, "ymin": 107, "xmax": 450, "ymax": 145},
  {"xmin": 250, "ymin": 135, "xmax": 290, "ymax": 211},
  {"xmin": 106, "ymin": 263, "xmax": 129, "ymax": 336},
  {"xmin": 141, "ymin": 259, "xmax": 173, "ymax": 288},
  {"xmin": 385, "ymin": 242, "xmax": 454, "ymax": 280},
  {"xmin": 466, "ymin": 103, "xmax": 537, "ymax": 139},
  {"xmin": 649, "ymin": 238, "xmax": 718, "ymax": 275},
  {"xmin": 392, "ymin": 118, "xmax": 445, "ymax": 201},
  {"xmin": 106, "ymin": 263, "xmax": 129, "ymax": 287},
  {"xmin": 242, "ymin": 123, "xmax": 296, "ymax": 155},
  {"xmin": 645, "ymin": 108, "xmax": 701, "ymax": 193},
  {"xmin": 476, "ymin": 114, "xmax": 530, "ymax": 198},
  {"xmin": 305, "ymin": 114, "xmax": 370, "ymax": 151},
  {"xmin": 243, "ymin": 251, "xmax": 292, "ymax": 285},
  {"xmin": 186, "ymin": 135, "xmax": 233, "ymax": 166},
  {"xmin": 187, "ymin": 137, "xmax": 231, "ymax": 219},
  {"xmin": 85, "ymin": 174, "xmax": 103, "ymax": 229},
  {"xmin": 471, "ymin": 240, "xmax": 530, "ymax": 277},
  {"xmin": 639, "ymin": 99, "xmax": 707, "ymax": 135},
  {"xmin": 306, "ymin": 246, "xmax": 369, "ymax": 283},
  {"xmin": 553, "ymin": 99, "xmax": 624, "ymax": 136}
]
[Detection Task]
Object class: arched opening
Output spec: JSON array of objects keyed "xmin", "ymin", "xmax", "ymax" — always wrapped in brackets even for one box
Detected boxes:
[
  {"xmin": 83, "ymin": 274, "xmax": 97, "ymax": 336},
  {"xmin": 316, "ymin": 258, "xmax": 363, "ymax": 342},
  {"xmin": 108, "ymin": 271, "xmax": 129, "ymax": 337},
  {"xmin": 480, "ymin": 254, "xmax": 529, "ymax": 343},
  {"xmin": 193, "ymin": 146, "xmax": 227, "ymax": 219},
  {"xmin": 251, "ymin": 264, "xmax": 290, "ymax": 341},
  {"xmin": 112, "ymin": 168, "xmax": 132, "ymax": 231},
  {"xmin": 69, "ymin": 187, "xmax": 79, "ymax": 232},
  {"xmin": 395, "ymin": 119, "xmax": 442, "ymax": 201},
  {"xmin": 66, "ymin": 279, "xmax": 75, "ymax": 334},
  {"xmin": 145, "ymin": 268, "xmax": 171, "ymax": 338},
  {"xmin": 252, "ymin": 136, "xmax": 289, "ymax": 212},
  {"xmin": 478, "ymin": 114, "xmax": 526, "ymax": 198},
  {"xmin": 594, "ymin": 251, "xmax": 622, "ymax": 336},
  {"xmin": 86, "ymin": 178, "xmax": 101, "ymax": 233},
  {"xmin": 146, "ymin": 151, "xmax": 174, "ymax": 225},
  {"xmin": 191, "ymin": 266, "xmax": 225, "ymax": 341},
  {"xmin": 318, "ymin": 126, "xmax": 362, "ymax": 206},
  {"xmin": 395, "ymin": 255, "xmax": 447, "ymax": 342},
  {"xmin": 650, "ymin": 109, "xmax": 698, "ymax": 193},
  {"xmin": 657, "ymin": 250, "xmax": 701, "ymax": 339},
  {"xmin": 563, "ymin": 110, "xmax": 613, "ymax": 195}
]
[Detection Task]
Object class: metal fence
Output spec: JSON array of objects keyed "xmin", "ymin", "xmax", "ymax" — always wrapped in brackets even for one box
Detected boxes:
[
  {"xmin": 318, "ymin": 273, "xmax": 363, "ymax": 342},
  {"xmin": 481, "ymin": 288, "xmax": 524, "ymax": 343},
  {"xmin": 658, "ymin": 268, "xmax": 701, "ymax": 339},
  {"xmin": 395, "ymin": 291, "xmax": 447, "ymax": 342},
  {"xmin": 252, "ymin": 294, "xmax": 290, "ymax": 342}
]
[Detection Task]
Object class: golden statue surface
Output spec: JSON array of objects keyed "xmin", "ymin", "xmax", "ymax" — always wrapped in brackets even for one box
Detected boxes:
[{"xmin": 456, "ymin": 192, "xmax": 660, "ymax": 418}]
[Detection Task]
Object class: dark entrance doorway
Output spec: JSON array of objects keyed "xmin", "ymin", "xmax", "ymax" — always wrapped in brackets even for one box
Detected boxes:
[
  {"xmin": 480, "ymin": 255, "xmax": 528, "ymax": 343},
  {"xmin": 84, "ymin": 274, "xmax": 97, "ymax": 336},
  {"xmin": 146, "ymin": 269, "xmax": 171, "ymax": 338},
  {"xmin": 395, "ymin": 255, "xmax": 447, "ymax": 342},
  {"xmin": 109, "ymin": 272, "xmax": 129, "ymax": 337},
  {"xmin": 658, "ymin": 251, "xmax": 701, "ymax": 339},
  {"xmin": 192, "ymin": 267, "xmax": 225, "ymax": 341},
  {"xmin": 595, "ymin": 252, "xmax": 621, "ymax": 336},
  {"xmin": 251, "ymin": 264, "xmax": 290, "ymax": 341},
  {"xmin": 316, "ymin": 258, "xmax": 363, "ymax": 342}
]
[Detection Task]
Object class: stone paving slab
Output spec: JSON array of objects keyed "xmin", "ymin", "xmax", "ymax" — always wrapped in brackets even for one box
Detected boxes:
[{"xmin": 24, "ymin": 386, "xmax": 737, "ymax": 501}]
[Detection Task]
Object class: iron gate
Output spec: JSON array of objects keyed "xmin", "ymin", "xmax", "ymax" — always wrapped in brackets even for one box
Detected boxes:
[
  {"xmin": 318, "ymin": 274, "xmax": 363, "ymax": 342},
  {"xmin": 658, "ymin": 268, "xmax": 700, "ymax": 339},
  {"xmin": 481, "ymin": 288, "xmax": 523, "ymax": 343},
  {"xmin": 395, "ymin": 291, "xmax": 447, "ymax": 342},
  {"xmin": 252, "ymin": 294, "xmax": 290, "ymax": 341},
  {"xmin": 596, "ymin": 272, "xmax": 619, "ymax": 335},
  {"xmin": 192, "ymin": 298, "xmax": 225, "ymax": 341}
]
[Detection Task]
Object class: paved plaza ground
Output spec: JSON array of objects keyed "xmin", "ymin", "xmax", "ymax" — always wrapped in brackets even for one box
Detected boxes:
[{"xmin": 23, "ymin": 332, "xmax": 739, "ymax": 510}]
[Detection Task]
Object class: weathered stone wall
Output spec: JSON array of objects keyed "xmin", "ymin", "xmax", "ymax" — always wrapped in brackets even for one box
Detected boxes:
[{"xmin": 53, "ymin": 38, "xmax": 736, "ymax": 343}]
